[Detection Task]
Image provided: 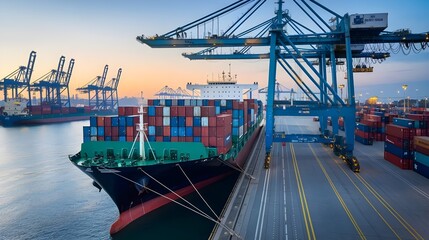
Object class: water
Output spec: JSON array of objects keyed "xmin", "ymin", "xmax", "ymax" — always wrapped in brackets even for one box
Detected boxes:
[{"xmin": 0, "ymin": 121, "xmax": 235, "ymax": 240}]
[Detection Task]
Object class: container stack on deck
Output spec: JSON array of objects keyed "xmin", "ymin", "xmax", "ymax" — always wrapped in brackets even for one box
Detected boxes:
[
  {"xmin": 82, "ymin": 99, "xmax": 261, "ymax": 156},
  {"xmin": 414, "ymin": 136, "xmax": 429, "ymax": 178}
]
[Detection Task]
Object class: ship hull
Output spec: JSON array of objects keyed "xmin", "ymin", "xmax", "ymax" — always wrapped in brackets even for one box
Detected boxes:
[
  {"xmin": 70, "ymin": 125, "xmax": 261, "ymax": 235},
  {"xmin": 0, "ymin": 111, "xmax": 114, "ymax": 127}
]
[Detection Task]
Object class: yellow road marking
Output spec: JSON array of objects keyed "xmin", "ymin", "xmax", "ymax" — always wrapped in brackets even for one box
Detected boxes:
[{"xmin": 290, "ymin": 143, "xmax": 316, "ymax": 240}]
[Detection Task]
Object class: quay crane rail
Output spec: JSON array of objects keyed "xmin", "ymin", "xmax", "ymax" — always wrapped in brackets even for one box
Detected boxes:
[{"xmin": 137, "ymin": 0, "xmax": 429, "ymax": 172}]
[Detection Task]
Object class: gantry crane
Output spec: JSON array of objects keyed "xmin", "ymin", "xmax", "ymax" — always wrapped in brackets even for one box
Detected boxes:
[
  {"xmin": 137, "ymin": 0, "xmax": 428, "ymax": 171},
  {"xmin": 76, "ymin": 65, "xmax": 109, "ymax": 110},
  {"xmin": 0, "ymin": 51, "xmax": 36, "ymax": 105},
  {"xmin": 31, "ymin": 56, "xmax": 74, "ymax": 108},
  {"xmin": 103, "ymin": 68, "xmax": 121, "ymax": 110}
]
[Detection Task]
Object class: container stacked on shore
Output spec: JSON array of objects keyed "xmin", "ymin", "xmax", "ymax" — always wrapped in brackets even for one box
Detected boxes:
[
  {"xmin": 413, "ymin": 136, "xmax": 429, "ymax": 178},
  {"xmin": 83, "ymin": 99, "xmax": 261, "ymax": 157},
  {"xmin": 384, "ymin": 118, "xmax": 416, "ymax": 169}
]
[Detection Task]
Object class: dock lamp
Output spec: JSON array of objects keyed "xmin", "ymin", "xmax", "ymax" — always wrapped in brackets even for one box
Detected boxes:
[
  {"xmin": 339, "ymin": 84, "xmax": 345, "ymax": 100},
  {"xmin": 402, "ymin": 84, "xmax": 408, "ymax": 112}
]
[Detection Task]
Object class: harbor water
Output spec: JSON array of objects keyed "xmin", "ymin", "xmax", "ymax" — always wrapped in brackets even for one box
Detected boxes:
[{"xmin": 0, "ymin": 121, "xmax": 235, "ymax": 239}]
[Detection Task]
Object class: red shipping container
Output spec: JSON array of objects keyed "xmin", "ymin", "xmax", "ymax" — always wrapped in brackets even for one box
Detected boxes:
[
  {"xmin": 216, "ymin": 126, "xmax": 230, "ymax": 137},
  {"xmin": 386, "ymin": 124, "xmax": 415, "ymax": 140},
  {"xmin": 209, "ymin": 136, "xmax": 217, "ymax": 146},
  {"xmin": 132, "ymin": 107, "xmax": 139, "ymax": 115},
  {"xmin": 171, "ymin": 137, "xmax": 179, "ymax": 142},
  {"xmin": 208, "ymin": 100, "xmax": 215, "ymax": 106},
  {"xmin": 97, "ymin": 117, "xmax": 105, "ymax": 126},
  {"xmin": 233, "ymin": 100, "xmax": 239, "ymax": 109},
  {"xmin": 201, "ymin": 106, "xmax": 216, "ymax": 117},
  {"xmin": 148, "ymin": 116, "xmax": 156, "ymax": 126},
  {"xmin": 193, "ymin": 127, "xmax": 201, "ymax": 136},
  {"xmin": 185, "ymin": 106, "xmax": 194, "ymax": 117},
  {"xmin": 105, "ymin": 126, "xmax": 112, "ymax": 137},
  {"xmin": 103, "ymin": 117, "xmax": 111, "ymax": 127},
  {"xmin": 170, "ymin": 106, "xmax": 178, "ymax": 116},
  {"xmin": 112, "ymin": 127, "xmax": 119, "ymax": 137},
  {"xmin": 385, "ymin": 134, "xmax": 412, "ymax": 149},
  {"xmin": 384, "ymin": 151, "xmax": 411, "ymax": 170},
  {"xmin": 147, "ymin": 99, "xmax": 154, "ymax": 105},
  {"xmin": 97, "ymin": 136, "xmax": 104, "ymax": 141},
  {"xmin": 217, "ymin": 146, "xmax": 231, "ymax": 154},
  {"xmin": 186, "ymin": 117, "xmax": 193, "ymax": 126},
  {"xmin": 202, "ymin": 137, "xmax": 209, "ymax": 146},
  {"xmin": 179, "ymin": 137, "xmax": 186, "ymax": 142},
  {"xmin": 126, "ymin": 136, "xmax": 134, "ymax": 142},
  {"xmin": 126, "ymin": 126, "xmax": 135, "ymax": 137},
  {"xmin": 156, "ymin": 136, "xmax": 163, "ymax": 142},
  {"xmin": 208, "ymin": 117, "xmax": 217, "ymax": 127},
  {"xmin": 177, "ymin": 106, "xmax": 186, "ymax": 116},
  {"xmin": 355, "ymin": 129, "xmax": 370, "ymax": 139},
  {"xmin": 416, "ymin": 129, "xmax": 423, "ymax": 136},
  {"xmin": 362, "ymin": 119, "xmax": 380, "ymax": 128},
  {"xmin": 208, "ymin": 127, "xmax": 217, "ymax": 137},
  {"xmin": 155, "ymin": 106, "xmax": 163, "ymax": 116},
  {"xmin": 202, "ymin": 127, "xmax": 209, "ymax": 137},
  {"xmin": 112, "ymin": 136, "xmax": 119, "ymax": 141},
  {"xmin": 216, "ymin": 114, "xmax": 232, "ymax": 127},
  {"xmin": 185, "ymin": 137, "xmax": 193, "ymax": 142},
  {"xmin": 118, "ymin": 107, "xmax": 126, "ymax": 116},
  {"xmin": 163, "ymin": 126, "xmax": 170, "ymax": 136},
  {"xmin": 155, "ymin": 117, "xmax": 163, "ymax": 126}
]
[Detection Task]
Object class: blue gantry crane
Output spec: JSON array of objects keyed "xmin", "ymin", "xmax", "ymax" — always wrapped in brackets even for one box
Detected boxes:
[
  {"xmin": 31, "ymin": 56, "xmax": 74, "ymax": 108},
  {"xmin": 103, "ymin": 68, "xmax": 121, "ymax": 110},
  {"xmin": 76, "ymin": 65, "xmax": 109, "ymax": 110},
  {"xmin": 0, "ymin": 51, "xmax": 37, "ymax": 105},
  {"xmin": 137, "ymin": 0, "xmax": 428, "ymax": 171}
]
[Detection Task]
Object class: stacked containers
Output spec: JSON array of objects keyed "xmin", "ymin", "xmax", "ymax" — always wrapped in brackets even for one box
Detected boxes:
[
  {"xmin": 83, "ymin": 99, "xmax": 261, "ymax": 156},
  {"xmin": 355, "ymin": 122, "xmax": 374, "ymax": 145},
  {"xmin": 413, "ymin": 136, "xmax": 429, "ymax": 178},
  {"xmin": 405, "ymin": 113, "xmax": 429, "ymax": 137},
  {"xmin": 384, "ymin": 118, "xmax": 416, "ymax": 169}
]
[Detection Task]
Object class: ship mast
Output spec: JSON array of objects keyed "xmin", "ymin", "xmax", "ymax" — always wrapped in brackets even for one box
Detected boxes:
[{"xmin": 139, "ymin": 91, "xmax": 145, "ymax": 160}]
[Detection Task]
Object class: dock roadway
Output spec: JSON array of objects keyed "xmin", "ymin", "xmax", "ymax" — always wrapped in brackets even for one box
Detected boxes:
[{"xmin": 211, "ymin": 116, "xmax": 429, "ymax": 240}]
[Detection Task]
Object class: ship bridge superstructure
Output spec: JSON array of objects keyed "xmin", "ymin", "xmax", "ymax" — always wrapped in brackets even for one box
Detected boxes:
[{"xmin": 137, "ymin": 0, "xmax": 429, "ymax": 169}]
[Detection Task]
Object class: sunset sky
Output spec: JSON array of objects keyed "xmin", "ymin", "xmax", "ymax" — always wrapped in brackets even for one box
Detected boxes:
[{"xmin": 1, "ymin": 0, "xmax": 428, "ymax": 101}]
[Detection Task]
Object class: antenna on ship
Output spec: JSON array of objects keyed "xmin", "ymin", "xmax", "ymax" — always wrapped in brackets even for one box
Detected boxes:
[{"xmin": 138, "ymin": 91, "xmax": 145, "ymax": 160}]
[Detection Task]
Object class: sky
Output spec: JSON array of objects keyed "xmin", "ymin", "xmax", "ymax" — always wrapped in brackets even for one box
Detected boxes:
[{"xmin": 1, "ymin": 0, "xmax": 428, "ymax": 102}]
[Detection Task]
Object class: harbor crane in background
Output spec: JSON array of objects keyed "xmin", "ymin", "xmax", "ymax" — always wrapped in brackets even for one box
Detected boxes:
[
  {"xmin": 103, "ymin": 68, "xmax": 122, "ymax": 110},
  {"xmin": 77, "ymin": 65, "xmax": 109, "ymax": 110},
  {"xmin": 0, "ymin": 51, "xmax": 36, "ymax": 105},
  {"xmin": 137, "ymin": 0, "xmax": 429, "ymax": 171},
  {"xmin": 31, "ymin": 56, "xmax": 75, "ymax": 108}
]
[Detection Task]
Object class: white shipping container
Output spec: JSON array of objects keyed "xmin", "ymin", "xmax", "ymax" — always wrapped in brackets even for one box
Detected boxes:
[
  {"xmin": 239, "ymin": 126, "xmax": 244, "ymax": 137},
  {"xmin": 196, "ymin": 99, "xmax": 203, "ymax": 106},
  {"xmin": 201, "ymin": 117, "xmax": 209, "ymax": 127},
  {"xmin": 221, "ymin": 99, "xmax": 227, "ymax": 107},
  {"xmin": 163, "ymin": 116, "xmax": 170, "ymax": 126},
  {"xmin": 163, "ymin": 107, "xmax": 170, "ymax": 116},
  {"xmin": 350, "ymin": 13, "xmax": 388, "ymax": 29},
  {"xmin": 160, "ymin": 99, "xmax": 165, "ymax": 106},
  {"xmin": 184, "ymin": 99, "xmax": 191, "ymax": 106},
  {"xmin": 193, "ymin": 106, "xmax": 201, "ymax": 116},
  {"xmin": 172, "ymin": 99, "xmax": 177, "ymax": 106}
]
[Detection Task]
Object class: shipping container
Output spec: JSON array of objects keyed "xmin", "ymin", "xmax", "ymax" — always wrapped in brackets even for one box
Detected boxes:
[
  {"xmin": 384, "ymin": 151, "xmax": 411, "ymax": 170},
  {"xmin": 413, "ymin": 160, "xmax": 429, "ymax": 179}
]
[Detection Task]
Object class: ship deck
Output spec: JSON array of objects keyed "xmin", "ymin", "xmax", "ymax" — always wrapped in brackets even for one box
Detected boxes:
[{"xmin": 211, "ymin": 116, "xmax": 429, "ymax": 240}]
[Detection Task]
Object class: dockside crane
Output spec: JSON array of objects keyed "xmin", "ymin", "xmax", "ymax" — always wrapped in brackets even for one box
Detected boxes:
[
  {"xmin": 76, "ymin": 65, "xmax": 108, "ymax": 110},
  {"xmin": 137, "ymin": 0, "xmax": 428, "ymax": 172},
  {"xmin": 103, "ymin": 68, "xmax": 121, "ymax": 110},
  {"xmin": 59, "ymin": 58, "xmax": 75, "ymax": 107},
  {"xmin": 0, "ymin": 51, "xmax": 36, "ymax": 105},
  {"xmin": 31, "ymin": 56, "xmax": 66, "ymax": 106}
]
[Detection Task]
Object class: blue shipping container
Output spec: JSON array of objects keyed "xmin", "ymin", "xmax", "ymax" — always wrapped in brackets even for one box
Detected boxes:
[
  {"xmin": 178, "ymin": 117, "xmax": 186, "ymax": 127},
  {"xmin": 355, "ymin": 135, "xmax": 373, "ymax": 145},
  {"xmin": 148, "ymin": 126, "xmax": 156, "ymax": 136},
  {"xmin": 415, "ymin": 152, "xmax": 429, "ymax": 167},
  {"xmin": 119, "ymin": 117, "xmax": 126, "ymax": 126},
  {"xmin": 90, "ymin": 116, "xmax": 97, "ymax": 126},
  {"xmin": 171, "ymin": 117, "xmax": 178, "ymax": 127},
  {"xmin": 111, "ymin": 117, "xmax": 119, "ymax": 127},
  {"xmin": 179, "ymin": 127, "xmax": 186, "ymax": 137},
  {"xmin": 384, "ymin": 142, "xmax": 413, "ymax": 159},
  {"xmin": 163, "ymin": 136, "xmax": 171, "ymax": 142},
  {"xmin": 83, "ymin": 126, "xmax": 91, "ymax": 138},
  {"xmin": 393, "ymin": 118, "xmax": 415, "ymax": 128},
  {"xmin": 186, "ymin": 127, "xmax": 193, "ymax": 136},
  {"xmin": 413, "ymin": 160, "xmax": 429, "ymax": 179},
  {"xmin": 148, "ymin": 106, "xmax": 156, "ymax": 116},
  {"xmin": 97, "ymin": 127, "xmax": 105, "ymax": 136},
  {"xmin": 193, "ymin": 137, "xmax": 201, "ymax": 142},
  {"xmin": 126, "ymin": 116, "xmax": 135, "ymax": 126},
  {"xmin": 171, "ymin": 127, "xmax": 178, "ymax": 137},
  {"xmin": 193, "ymin": 117, "xmax": 201, "ymax": 126},
  {"xmin": 90, "ymin": 127, "xmax": 97, "ymax": 136}
]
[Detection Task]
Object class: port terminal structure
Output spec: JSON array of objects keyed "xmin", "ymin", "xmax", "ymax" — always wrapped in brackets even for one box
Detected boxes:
[
  {"xmin": 0, "ymin": 52, "xmax": 121, "ymax": 112},
  {"xmin": 76, "ymin": 65, "xmax": 122, "ymax": 110},
  {"xmin": 137, "ymin": 0, "xmax": 429, "ymax": 170}
]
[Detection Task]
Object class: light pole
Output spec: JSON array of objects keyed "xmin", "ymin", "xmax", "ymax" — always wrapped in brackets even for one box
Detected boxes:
[
  {"xmin": 402, "ymin": 84, "xmax": 408, "ymax": 112},
  {"xmin": 425, "ymin": 97, "xmax": 428, "ymax": 109}
]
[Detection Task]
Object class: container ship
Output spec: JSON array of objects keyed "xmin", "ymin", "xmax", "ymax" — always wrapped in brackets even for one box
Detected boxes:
[
  {"xmin": 0, "ymin": 99, "xmax": 116, "ymax": 127},
  {"xmin": 69, "ymin": 76, "xmax": 264, "ymax": 234}
]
